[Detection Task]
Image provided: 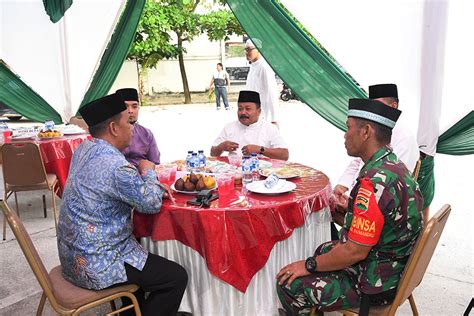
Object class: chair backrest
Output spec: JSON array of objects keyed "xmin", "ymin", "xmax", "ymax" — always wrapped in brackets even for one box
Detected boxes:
[
  {"xmin": 1, "ymin": 200, "xmax": 56, "ymax": 301},
  {"xmin": 69, "ymin": 116, "xmax": 89, "ymax": 133},
  {"xmin": 390, "ymin": 204, "xmax": 451, "ymax": 309},
  {"xmin": 412, "ymin": 158, "xmax": 422, "ymax": 181},
  {"xmin": 1, "ymin": 142, "xmax": 48, "ymax": 186}
]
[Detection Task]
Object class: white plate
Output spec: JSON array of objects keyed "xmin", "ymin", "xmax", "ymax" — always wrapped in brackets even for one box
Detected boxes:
[
  {"xmin": 259, "ymin": 167, "xmax": 302, "ymax": 179},
  {"xmin": 258, "ymin": 160, "xmax": 272, "ymax": 169},
  {"xmin": 11, "ymin": 134, "xmax": 35, "ymax": 140},
  {"xmin": 171, "ymin": 183, "xmax": 217, "ymax": 195},
  {"xmin": 246, "ymin": 180, "xmax": 296, "ymax": 195},
  {"xmin": 63, "ymin": 130, "xmax": 86, "ymax": 135}
]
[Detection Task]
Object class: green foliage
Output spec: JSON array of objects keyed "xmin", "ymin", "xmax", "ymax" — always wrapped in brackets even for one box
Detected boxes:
[
  {"xmin": 200, "ymin": 10, "xmax": 244, "ymax": 41},
  {"xmin": 128, "ymin": 0, "xmax": 243, "ymax": 68}
]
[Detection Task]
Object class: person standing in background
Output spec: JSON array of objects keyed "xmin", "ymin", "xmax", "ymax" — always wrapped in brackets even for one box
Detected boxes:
[
  {"xmin": 209, "ymin": 63, "xmax": 230, "ymax": 110},
  {"xmin": 245, "ymin": 38, "xmax": 279, "ymax": 126}
]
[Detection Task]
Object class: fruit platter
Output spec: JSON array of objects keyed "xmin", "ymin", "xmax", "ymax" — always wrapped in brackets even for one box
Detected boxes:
[
  {"xmin": 172, "ymin": 173, "xmax": 217, "ymax": 194},
  {"xmin": 37, "ymin": 129, "xmax": 63, "ymax": 139}
]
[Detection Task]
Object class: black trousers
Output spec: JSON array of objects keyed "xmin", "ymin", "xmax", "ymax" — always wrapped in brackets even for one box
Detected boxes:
[{"xmin": 120, "ymin": 253, "xmax": 188, "ymax": 316}]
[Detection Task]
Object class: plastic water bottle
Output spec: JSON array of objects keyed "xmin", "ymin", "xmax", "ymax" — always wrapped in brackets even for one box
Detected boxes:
[
  {"xmin": 186, "ymin": 151, "xmax": 194, "ymax": 170},
  {"xmin": 0, "ymin": 123, "xmax": 7, "ymax": 143},
  {"xmin": 44, "ymin": 120, "xmax": 55, "ymax": 131},
  {"xmin": 198, "ymin": 150, "xmax": 206, "ymax": 171},
  {"xmin": 241, "ymin": 155, "xmax": 253, "ymax": 185},
  {"xmin": 264, "ymin": 173, "xmax": 280, "ymax": 189},
  {"xmin": 251, "ymin": 153, "xmax": 260, "ymax": 181},
  {"xmin": 190, "ymin": 152, "xmax": 200, "ymax": 172}
]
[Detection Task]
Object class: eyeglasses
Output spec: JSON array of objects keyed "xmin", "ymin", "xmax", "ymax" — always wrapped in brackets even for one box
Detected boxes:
[{"xmin": 244, "ymin": 47, "xmax": 256, "ymax": 52}]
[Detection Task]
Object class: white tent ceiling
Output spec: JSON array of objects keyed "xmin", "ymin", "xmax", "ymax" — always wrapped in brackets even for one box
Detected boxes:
[
  {"xmin": 281, "ymin": 0, "xmax": 474, "ymax": 156},
  {"xmin": 0, "ymin": 0, "xmax": 125, "ymax": 122}
]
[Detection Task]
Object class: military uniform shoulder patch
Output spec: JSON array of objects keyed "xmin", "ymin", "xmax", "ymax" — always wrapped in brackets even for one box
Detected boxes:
[{"xmin": 349, "ymin": 177, "xmax": 385, "ymax": 246}]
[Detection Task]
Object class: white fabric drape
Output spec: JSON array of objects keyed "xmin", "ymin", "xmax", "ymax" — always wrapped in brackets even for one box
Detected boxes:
[
  {"xmin": 0, "ymin": 0, "xmax": 125, "ymax": 122},
  {"xmin": 142, "ymin": 207, "xmax": 332, "ymax": 316},
  {"xmin": 280, "ymin": 0, "xmax": 474, "ymax": 156}
]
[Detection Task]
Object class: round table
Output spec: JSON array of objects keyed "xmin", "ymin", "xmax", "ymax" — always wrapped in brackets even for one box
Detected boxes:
[{"xmin": 133, "ymin": 159, "xmax": 333, "ymax": 315}]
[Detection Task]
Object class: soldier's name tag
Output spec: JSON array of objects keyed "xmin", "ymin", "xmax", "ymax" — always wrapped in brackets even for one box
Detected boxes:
[{"xmin": 348, "ymin": 177, "xmax": 385, "ymax": 246}]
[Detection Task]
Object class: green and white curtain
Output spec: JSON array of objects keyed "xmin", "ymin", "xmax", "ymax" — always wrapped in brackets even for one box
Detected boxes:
[{"xmin": 0, "ymin": 0, "xmax": 145, "ymax": 123}]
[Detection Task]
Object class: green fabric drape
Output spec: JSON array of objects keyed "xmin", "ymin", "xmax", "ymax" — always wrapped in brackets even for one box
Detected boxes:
[
  {"xmin": 226, "ymin": 0, "xmax": 366, "ymax": 131},
  {"xmin": 80, "ymin": 0, "xmax": 145, "ymax": 108},
  {"xmin": 0, "ymin": 63, "xmax": 62, "ymax": 123},
  {"xmin": 437, "ymin": 111, "xmax": 474, "ymax": 155},
  {"xmin": 417, "ymin": 156, "xmax": 435, "ymax": 210},
  {"xmin": 42, "ymin": 0, "xmax": 73, "ymax": 23}
]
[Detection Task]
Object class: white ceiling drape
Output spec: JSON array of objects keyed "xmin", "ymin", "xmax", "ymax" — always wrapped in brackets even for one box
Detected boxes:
[
  {"xmin": 0, "ymin": 0, "xmax": 125, "ymax": 122},
  {"xmin": 281, "ymin": 0, "xmax": 474, "ymax": 156}
]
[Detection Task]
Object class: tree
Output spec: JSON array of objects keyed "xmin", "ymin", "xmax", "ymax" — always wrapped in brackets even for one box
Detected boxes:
[{"xmin": 128, "ymin": 0, "xmax": 243, "ymax": 104}]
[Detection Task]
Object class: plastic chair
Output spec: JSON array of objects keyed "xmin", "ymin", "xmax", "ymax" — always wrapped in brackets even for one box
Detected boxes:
[
  {"xmin": 1, "ymin": 200, "xmax": 141, "ymax": 316},
  {"xmin": 335, "ymin": 204, "xmax": 451, "ymax": 316},
  {"xmin": 1, "ymin": 142, "xmax": 60, "ymax": 240}
]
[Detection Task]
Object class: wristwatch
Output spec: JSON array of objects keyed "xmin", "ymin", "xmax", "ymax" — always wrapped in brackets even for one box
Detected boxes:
[
  {"xmin": 260, "ymin": 146, "xmax": 265, "ymax": 154},
  {"xmin": 305, "ymin": 256, "xmax": 318, "ymax": 274}
]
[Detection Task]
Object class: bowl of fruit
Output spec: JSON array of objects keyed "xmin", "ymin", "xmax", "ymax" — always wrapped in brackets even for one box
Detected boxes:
[{"xmin": 171, "ymin": 173, "xmax": 217, "ymax": 194}]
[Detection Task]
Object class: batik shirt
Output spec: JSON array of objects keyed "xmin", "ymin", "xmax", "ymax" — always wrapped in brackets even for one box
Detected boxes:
[
  {"xmin": 122, "ymin": 123, "xmax": 160, "ymax": 167},
  {"xmin": 341, "ymin": 146, "xmax": 423, "ymax": 294},
  {"xmin": 58, "ymin": 139, "xmax": 165, "ymax": 290}
]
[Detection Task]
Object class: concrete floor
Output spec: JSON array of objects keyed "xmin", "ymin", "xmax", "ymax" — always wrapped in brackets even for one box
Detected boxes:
[{"xmin": 0, "ymin": 101, "xmax": 472, "ymax": 315}]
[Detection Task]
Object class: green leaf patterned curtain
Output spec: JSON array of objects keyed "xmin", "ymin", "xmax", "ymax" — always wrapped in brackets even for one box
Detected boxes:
[
  {"xmin": 0, "ymin": 62, "xmax": 62, "ymax": 123},
  {"xmin": 80, "ymin": 0, "xmax": 146, "ymax": 108},
  {"xmin": 42, "ymin": 0, "xmax": 73, "ymax": 23}
]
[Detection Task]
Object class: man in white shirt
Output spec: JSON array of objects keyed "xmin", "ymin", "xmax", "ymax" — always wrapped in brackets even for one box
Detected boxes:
[
  {"xmin": 245, "ymin": 39, "xmax": 279, "ymax": 125},
  {"xmin": 334, "ymin": 83, "xmax": 419, "ymax": 209},
  {"xmin": 210, "ymin": 90, "xmax": 289, "ymax": 161},
  {"xmin": 208, "ymin": 62, "xmax": 230, "ymax": 110}
]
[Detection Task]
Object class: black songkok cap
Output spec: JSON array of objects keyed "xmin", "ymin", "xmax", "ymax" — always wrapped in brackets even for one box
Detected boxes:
[
  {"xmin": 116, "ymin": 88, "xmax": 139, "ymax": 102},
  {"xmin": 368, "ymin": 84, "xmax": 398, "ymax": 99},
  {"xmin": 79, "ymin": 93, "xmax": 127, "ymax": 127},
  {"xmin": 238, "ymin": 90, "xmax": 260, "ymax": 104},
  {"xmin": 348, "ymin": 98, "xmax": 401, "ymax": 129}
]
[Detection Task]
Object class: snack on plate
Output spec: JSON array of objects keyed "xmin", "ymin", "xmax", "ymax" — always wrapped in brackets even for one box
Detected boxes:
[
  {"xmin": 261, "ymin": 167, "xmax": 301, "ymax": 178},
  {"xmin": 174, "ymin": 173, "xmax": 216, "ymax": 192},
  {"xmin": 37, "ymin": 129, "xmax": 62, "ymax": 138}
]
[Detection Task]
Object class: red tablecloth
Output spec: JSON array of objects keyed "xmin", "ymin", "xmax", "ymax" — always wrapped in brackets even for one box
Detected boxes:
[
  {"xmin": 133, "ymin": 160, "xmax": 331, "ymax": 292},
  {"xmin": 9, "ymin": 135, "xmax": 89, "ymax": 194}
]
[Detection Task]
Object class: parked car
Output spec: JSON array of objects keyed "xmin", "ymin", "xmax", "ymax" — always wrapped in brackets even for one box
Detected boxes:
[{"xmin": 0, "ymin": 101, "xmax": 22, "ymax": 121}]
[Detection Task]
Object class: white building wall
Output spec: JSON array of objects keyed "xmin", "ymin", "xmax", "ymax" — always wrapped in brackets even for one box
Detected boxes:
[{"xmin": 112, "ymin": 33, "xmax": 245, "ymax": 94}]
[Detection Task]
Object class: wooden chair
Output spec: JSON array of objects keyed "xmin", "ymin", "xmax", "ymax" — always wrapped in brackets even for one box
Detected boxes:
[
  {"xmin": 68, "ymin": 116, "xmax": 89, "ymax": 133},
  {"xmin": 412, "ymin": 158, "xmax": 422, "ymax": 181},
  {"xmin": 1, "ymin": 200, "xmax": 141, "ymax": 316},
  {"xmin": 1, "ymin": 142, "xmax": 59, "ymax": 240},
  {"xmin": 335, "ymin": 204, "xmax": 451, "ymax": 316}
]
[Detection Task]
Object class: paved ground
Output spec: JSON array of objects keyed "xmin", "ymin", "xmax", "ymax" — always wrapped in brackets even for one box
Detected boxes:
[{"xmin": 0, "ymin": 100, "xmax": 472, "ymax": 315}]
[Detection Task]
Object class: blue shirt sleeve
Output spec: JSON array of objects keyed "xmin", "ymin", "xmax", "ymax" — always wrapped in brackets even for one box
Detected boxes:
[{"xmin": 113, "ymin": 165, "xmax": 164, "ymax": 214}]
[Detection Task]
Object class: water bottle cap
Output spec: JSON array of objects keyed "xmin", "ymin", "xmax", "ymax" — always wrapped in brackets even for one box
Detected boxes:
[
  {"xmin": 251, "ymin": 153, "xmax": 257, "ymax": 156},
  {"xmin": 188, "ymin": 151, "xmax": 193, "ymax": 153},
  {"xmin": 192, "ymin": 152, "xmax": 197, "ymax": 156},
  {"xmin": 198, "ymin": 150, "xmax": 204, "ymax": 153}
]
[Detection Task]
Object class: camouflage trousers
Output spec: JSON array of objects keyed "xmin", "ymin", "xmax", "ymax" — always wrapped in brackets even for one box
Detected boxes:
[{"xmin": 276, "ymin": 241, "xmax": 361, "ymax": 315}]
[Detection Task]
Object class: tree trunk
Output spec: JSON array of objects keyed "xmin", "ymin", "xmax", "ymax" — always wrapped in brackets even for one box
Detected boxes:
[
  {"xmin": 177, "ymin": 36, "xmax": 191, "ymax": 104},
  {"xmin": 135, "ymin": 59, "xmax": 145, "ymax": 102}
]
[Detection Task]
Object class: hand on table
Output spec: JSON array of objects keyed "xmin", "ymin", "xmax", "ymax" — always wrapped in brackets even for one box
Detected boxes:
[
  {"xmin": 241, "ymin": 144, "xmax": 259, "ymax": 156},
  {"xmin": 161, "ymin": 184, "xmax": 175, "ymax": 203},
  {"xmin": 219, "ymin": 141, "xmax": 239, "ymax": 152},
  {"xmin": 276, "ymin": 260, "xmax": 310, "ymax": 286}
]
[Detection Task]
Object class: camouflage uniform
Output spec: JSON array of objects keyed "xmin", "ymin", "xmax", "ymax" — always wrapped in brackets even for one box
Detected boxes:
[{"xmin": 277, "ymin": 146, "xmax": 423, "ymax": 315}]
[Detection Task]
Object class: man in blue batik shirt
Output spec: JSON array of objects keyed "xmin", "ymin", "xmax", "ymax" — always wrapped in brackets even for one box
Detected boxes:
[{"xmin": 57, "ymin": 93, "xmax": 187, "ymax": 316}]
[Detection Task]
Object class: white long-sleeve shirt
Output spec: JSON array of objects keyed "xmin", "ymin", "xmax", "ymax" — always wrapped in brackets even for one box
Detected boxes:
[
  {"xmin": 338, "ymin": 123, "xmax": 419, "ymax": 190},
  {"xmin": 245, "ymin": 57, "xmax": 279, "ymax": 122}
]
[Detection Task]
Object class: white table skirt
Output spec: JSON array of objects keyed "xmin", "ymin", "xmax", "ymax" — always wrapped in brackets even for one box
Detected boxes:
[{"xmin": 142, "ymin": 207, "xmax": 332, "ymax": 316}]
